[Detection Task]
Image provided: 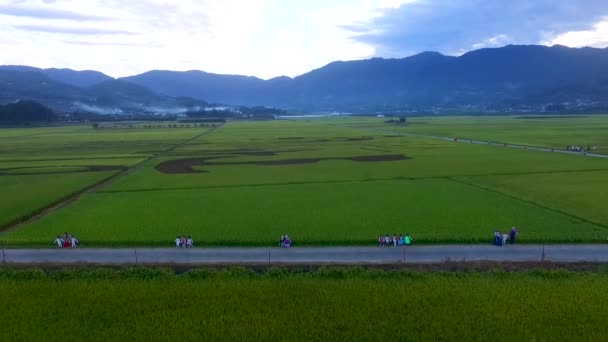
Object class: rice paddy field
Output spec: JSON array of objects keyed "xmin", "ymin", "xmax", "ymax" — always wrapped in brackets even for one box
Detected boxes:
[
  {"xmin": 1, "ymin": 267, "xmax": 607, "ymax": 341},
  {"xmin": 2, "ymin": 115, "xmax": 608, "ymax": 246}
]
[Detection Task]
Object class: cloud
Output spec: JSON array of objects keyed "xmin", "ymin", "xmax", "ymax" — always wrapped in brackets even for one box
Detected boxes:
[
  {"xmin": 0, "ymin": 4, "xmax": 109, "ymax": 21},
  {"xmin": 349, "ymin": 0, "xmax": 608, "ymax": 56},
  {"xmin": 63, "ymin": 40, "xmax": 159, "ymax": 47},
  {"xmin": 545, "ymin": 20, "xmax": 608, "ymax": 48},
  {"xmin": 13, "ymin": 24, "xmax": 135, "ymax": 35}
]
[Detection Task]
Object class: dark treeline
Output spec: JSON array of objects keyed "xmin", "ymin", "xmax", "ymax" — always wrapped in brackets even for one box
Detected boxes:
[
  {"xmin": 68, "ymin": 111, "xmax": 179, "ymax": 122},
  {"xmin": 238, "ymin": 106, "xmax": 286, "ymax": 117},
  {"xmin": 0, "ymin": 100, "xmax": 56, "ymax": 124},
  {"xmin": 186, "ymin": 106, "xmax": 286, "ymax": 119}
]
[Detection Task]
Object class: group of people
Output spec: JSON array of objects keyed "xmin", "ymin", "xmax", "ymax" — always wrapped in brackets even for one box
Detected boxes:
[
  {"xmin": 53, "ymin": 232, "xmax": 79, "ymax": 248},
  {"xmin": 493, "ymin": 227, "xmax": 518, "ymax": 246},
  {"xmin": 566, "ymin": 145, "xmax": 590, "ymax": 154},
  {"xmin": 175, "ymin": 236, "xmax": 194, "ymax": 248},
  {"xmin": 279, "ymin": 235, "xmax": 292, "ymax": 248},
  {"xmin": 378, "ymin": 234, "xmax": 413, "ymax": 247}
]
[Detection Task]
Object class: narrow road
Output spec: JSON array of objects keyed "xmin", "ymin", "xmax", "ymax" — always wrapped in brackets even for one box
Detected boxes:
[
  {"xmin": 3, "ymin": 245, "xmax": 607, "ymax": 264},
  {"xmin": 1, "ymin": 125, "xmax": 223, "ymax": 232},
  {"xmin": 373, "ymin": 129, "xmax": 608, "ymax": 159}
]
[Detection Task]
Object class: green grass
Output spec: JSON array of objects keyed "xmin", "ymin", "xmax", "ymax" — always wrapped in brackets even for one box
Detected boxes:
[
  {"xmin": 459, "ymin": 170, "xmax": 608, "ymax": 228},
  {"xmin": 0, "ymin": 125, "xmax": 209, "ymax": 158},
  {"xmin": 3, "ymin": 118, "xmax": 608, "ymax": 245},
  {"xmin": 3, "ymin": 178, "xmax": 604, "ymax": 245},
  {"xmin": 0, "ymin": 171, "xmax": 115, "ymax": 228},
  {"xmin": 1, "ymin": 268, "xmax": 607, "ymax": 341},
  {"xmin": 342, "ymin": 115, "xmax": 608, "ymax": 153}
]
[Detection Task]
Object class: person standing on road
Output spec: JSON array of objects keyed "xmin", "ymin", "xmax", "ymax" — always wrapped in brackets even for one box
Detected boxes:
[
  {"xmin": 70, "ymin": 236, "xmax": 79, "ymax": 248},
  {"xmin": 509, "ymin": 227, "xmax": 518, "ymax": 245},
  {"xmin": 54, "ymin": 236, "xmax": 63, "ymax": 248},
  {"xmin": 405, "ymin": 234, "xmax": 412, "ymax": 246},
  {"xmin": 378, "ymin": 235, "xmax": 384, "ymax": 247},
  {"xmin": 493, "ymin": 231, "xmax": 501, "ymax": 246},
  {"xmin": 175, "ymin": 236, "xmax": 181, "ymax": 248},
  {"xmin": 186, "ymin": 236, "xmax": 194, "ymax": 248}
]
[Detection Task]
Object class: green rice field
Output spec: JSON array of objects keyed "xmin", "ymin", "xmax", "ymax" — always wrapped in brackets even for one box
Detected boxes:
[
  {"xmin": 1, "ymin": 267, "xmax": 607, "ymax": 341},
  {"xmin": 2, "ymin": 116, "xmax": 608, "ymax": 246}
]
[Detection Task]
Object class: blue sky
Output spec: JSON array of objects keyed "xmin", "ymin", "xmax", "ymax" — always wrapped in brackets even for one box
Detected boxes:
[{"xmin": 0, "ymin": 0, "xmax": 607, "ymax": 78}]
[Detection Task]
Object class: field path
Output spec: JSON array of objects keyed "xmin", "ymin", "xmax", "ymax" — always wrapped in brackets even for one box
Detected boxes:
[
  {"xmin": 2, "ymin": 245, "xmax": 607, "ymax": 264},
  {"xmin": 1, "ymin": 125, "xmax": 223, "ymax": 233},
  {"xmin": 360, "ymin": 127, "xmax": 608, "ymax": 159}
]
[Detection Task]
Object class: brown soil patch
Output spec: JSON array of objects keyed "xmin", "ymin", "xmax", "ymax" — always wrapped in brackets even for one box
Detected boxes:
[
  {"xmin": 342, "ymin": 137, "xmax": 374, "ymax": 141},
  {"xmin": 350, "ymin": 154, "xmax": 408, "ymax": 162},
  {"xmin": 156, "ymin": 154, "xmax": 409, "ymax": 174},
  {"xmin": 155, "ymin": 159, "xmax": 209, "ymax": 174},
  {"xmin": 87, "ymin": 165, "xmax": 129, "ymax": 172}
]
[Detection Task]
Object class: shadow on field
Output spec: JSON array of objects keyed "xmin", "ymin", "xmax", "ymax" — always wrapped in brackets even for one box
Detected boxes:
[
  {"xmin": 0, "ymin": 165, "xmax": 127, "ymax": 176},
  {"xmin": 156, "ymin": 153, "xmax": 409, "ymax": 174}
]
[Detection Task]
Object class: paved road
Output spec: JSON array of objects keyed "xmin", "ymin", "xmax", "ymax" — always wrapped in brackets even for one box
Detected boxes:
[
  {"xmin": 379, "ymin": 130, "xmax": 608, "ymax": 159},
  {"xmin": 2, "ymin": 245, "xmax": 607, "ymax": 264}
]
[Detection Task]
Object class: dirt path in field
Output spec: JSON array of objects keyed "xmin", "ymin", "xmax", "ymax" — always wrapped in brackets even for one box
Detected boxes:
[
  {"xmin": 0, "ymin": 124, "xmax": 224, "ymax": 233},
  {"xmin": 2, "ymin": 245, "xmax": 607, "ymax": 265}
]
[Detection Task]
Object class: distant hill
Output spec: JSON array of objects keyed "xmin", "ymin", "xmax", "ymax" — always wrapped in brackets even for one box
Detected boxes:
[
  {"xmin": 0, "ymin": 66, "xmax": 113, "ymax": 87},
  {"xmin": 121, "ymin": 70, "xmax": 267, "ymax": 106},
  {"xmin": 0, "ymin": 70, "xmax": 207, "ymax": 114},
  {"xmin": 4, "ymin": 44, "xmax": 608, "ymax": 113},
  {"xmin": 0, "ymin": 70, "xmax": 83, "ymax": 110},
  {"xmin": 0, "ymin": 100, "xmax": 56, "ymax": 124},
  {"xmin": 122, "ymin": 45, "xmax": 608, "ymax": 112}
]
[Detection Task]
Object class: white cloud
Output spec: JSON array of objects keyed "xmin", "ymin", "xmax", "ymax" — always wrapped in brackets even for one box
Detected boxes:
[
  {"xmin": 472, "ymin": 34, "xmax": 510, "ymax": 50},
  {"xmin": 544, "ymin": 19, "xmax": 608, "ymax": 48},
  {"xmin": 0, "ymin": 0, "xmax": 415, "ymax": 78},
  {"xmin": 350, "ymin": 0, "xmax": 608, "ymax": 57},
  {"xmin": 0, "ymin": 0, "xmax": 606, "ymax": 79}
]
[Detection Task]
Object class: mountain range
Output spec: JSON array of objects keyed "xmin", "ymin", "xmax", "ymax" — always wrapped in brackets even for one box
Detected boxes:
[{"xmin": 2, "ymin": 44, "xmax": 608, "ymax": 114}]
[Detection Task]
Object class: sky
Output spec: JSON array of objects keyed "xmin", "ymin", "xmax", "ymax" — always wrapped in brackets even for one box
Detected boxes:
[{"xmin": 1, "ymin": 0, "xmax": 607, "ymax": 79}]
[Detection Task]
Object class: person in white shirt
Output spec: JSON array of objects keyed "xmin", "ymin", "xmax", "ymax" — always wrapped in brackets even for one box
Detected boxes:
[
  {"xmin": 175, "ymin": 236, "xmax": 181, "ymax": 247},
  {"xmin": 502, "ymin": 233, "xmax": 509, "ymax": 246},
  {"xmin": 70, "ymin": 236, "xmax": 79, "ymax": 248},
  {"xmin": 54, "ymin": 236, "xmax": 63, "ymax": 248},
  {"xmin": 186, "ymin": 236, "xmax": 194, "ymax": 248}
]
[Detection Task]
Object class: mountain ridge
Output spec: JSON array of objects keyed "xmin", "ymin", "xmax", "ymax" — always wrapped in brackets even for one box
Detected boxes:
[{"xmin": 2, "ymin": 44, "xmax": 608, "ymax": 113}]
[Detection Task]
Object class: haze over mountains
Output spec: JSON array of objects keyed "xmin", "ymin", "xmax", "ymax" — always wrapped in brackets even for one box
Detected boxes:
[{"xmin": 2, "ymin": 44, "xmax": 608, "ymax": 114}]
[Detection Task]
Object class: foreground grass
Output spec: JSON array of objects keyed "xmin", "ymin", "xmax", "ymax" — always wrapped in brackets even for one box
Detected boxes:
[{"xmin": 1, "ymin": 267, "xmax": 607, "ymax": 341}]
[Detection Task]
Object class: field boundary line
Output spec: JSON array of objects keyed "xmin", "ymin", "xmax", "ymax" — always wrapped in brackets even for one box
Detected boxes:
[
  {"xmin": 448, "ymin": 177, "xmax": 608, "ymax": 232},
  {"xmin": 1, "ymin": 124, "xmax": 224, "ymax": 234},
  {"xmin": 96, "ymin": 167, "xmax": 608, "ymax": 195},
  {"xmin": 0, "ymin": 170, "xmax": 122, "ymax": 233}
]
